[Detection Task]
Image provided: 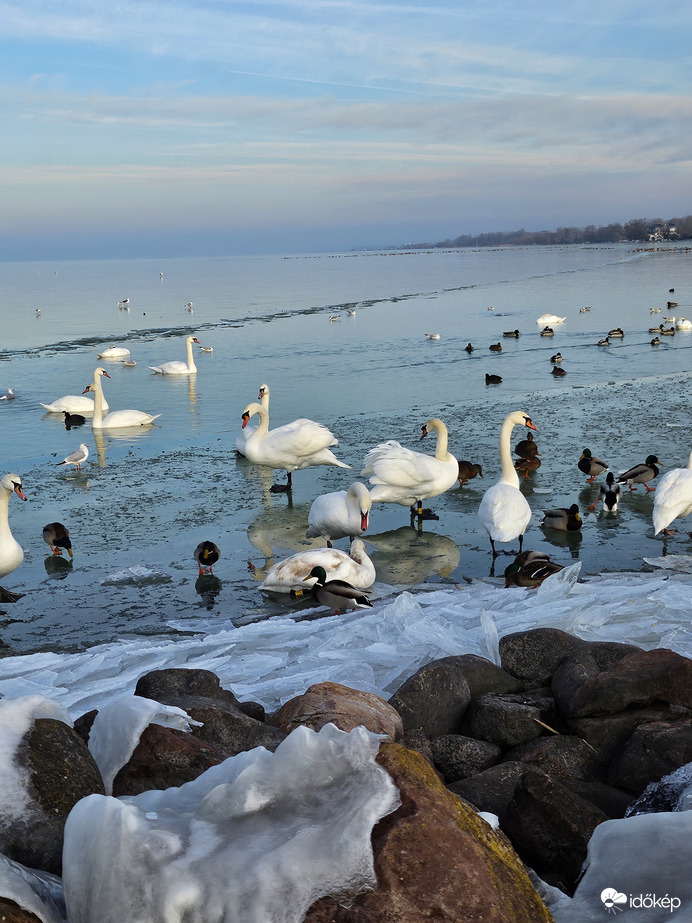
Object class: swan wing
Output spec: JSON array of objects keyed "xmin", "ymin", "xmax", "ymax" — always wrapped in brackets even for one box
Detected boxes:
[
  {"xmin": 653, "ymin": 468, "xmax": 692, "ymax": 533},
  {"xmin": 479, "ymin": 484, "xmax": 531, "ymax": 541}
]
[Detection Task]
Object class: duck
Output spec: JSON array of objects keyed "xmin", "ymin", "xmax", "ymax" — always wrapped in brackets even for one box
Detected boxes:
[
  {"xmin": 514, "ymin": 456, "xmax": 541, "ymax": 480},
  {"xmin": 676, "ymin": 317, "xmax": 692, "ymax": 330},
  {"xmin": 241, "ymin": 401, "xmax": 349, "ymax": 492},
  {"xmin": 56, "ymin": 443, "xmax": 89, "ymax": 471},
  {"xmin": 63, "ymin": 411, "xmax": 86, "ymax": 429},
  {"xmin": 425, "ymin": 333, "xmax": 441, "ymax": 340},
  {"xmin": 122, "ymin": 359, "xmax": 137, "ymax": 368},
  {"xmin": 608, "ymin": 327, "xmax": 624, "ymax": 338},
  {"xmin": 652, "ymin": 451, "xmax": 692, "ymax": 535},
  {"xmin": 551, "ymin": 366, "xmax": 566, "ymax": 377},
  {"xmin": 550, "ymin": 353, "xmax": 562, "ymax": 363},
  {"xmin": 149, "ymin": 336, "xmax": 200, "ymax": 375},
  {"xmin": 0, "ymin": 388, "xmax": 15, "ymax": 401},
  {"xmin": 597, "ymin": 337, "xmax": 610, "ymax": 346},
  {"xmin": 329, "ymin": 315, "xmax": 340, "ymax": 322},
  {"xmin": 540, "ymin": 327, "xmax": 554, "ymax": 337},
  {"xmin": 346, "ymin": 309, "xmax": 356, "ymax": 317},
  {"xmin": 478, "ymin": 411, "xmax": 537, "ymax": 557},
  {"xmin": 667, "ymin": 300, "xmax": 677, "ymax": 307},
  {"xmin": 0, "ymin": 473, "xmax": 27, "ymax": 603},
  {"xmin": 660, "ymin": 326, "xmax": 676, "ymax": 336},
  {"xmin": 362, "ymin": 418, "xmax": 458, "ymax": 519},
  {"xmin": 578, "ymin": 448, "xmax": 608, "ymax": 482},
  {"xmin": 457, "ymin": 460, "xmax": 483, "ymax": 486},
  {"xmin": 514, "ymin": 431, "xmax": 539, "ymax": 460},
  {"xmin": 235, "ymin": 383, "xmax": 270, "ymax": 457},
  {"xmin": 650, "ymin": 337, "xmax": 661, "ymax": 346},
  {"xmin": 260, "ymin": 539, "xmax": 375, "ymax": 593},
  {"xmin": 485, "ymin": 373, "xmax": 502, "ymax": 384},
  {"xmin": 306, "ymin": 481, "xmax": 372, "ymax": 547},
  {"xmin": 489, "ymin": 342, "xmax": 502, "ymax": 352},
  {"xmin": 194, "ymin": 540, "xmax": 220, "ymax": 575},
  {"xmin": 587, "ymin": 472, "xmax": 621, "ymax": 513},
  {"xmin": 503, "ymin": 329, "xmax": 520, "ymax": 338},
  {"xmin": 650, "ymin": 306, "xmax": 662, "ymax": 313},
  {"xmin": 83, "ymin": 368, "xmax": 162, "ymax": 429},
  {"xmin": 302, "ymin": 565, "xmax": 374, "ymax": 615},
  {"xmin": 97, "ymin": 345, "xmax": 131, "ymax": 359},
  {"xmin": 464, "ymin": 343, "xmax": 474, "ymax": 353},
  {"xmin": 617, "ymin": 455, "xmax": 660, "ymax": 492},
  {"xmin": 649, "ymin": 325, "xmax": 664, "ymax": 333},
  {"xmin": 663, "ymin": 315, "xmax": 676, "ymax": 323},
  {"xmin": 579, "ymin": 306, "xmax": 591, "ymax": 313},
  {"xmin": 185, "ymin": 302, "xmax": 194, "ymax": 309},
  {"xmin": 541, "ymin": 503, "xmax": 582, "ymax": 532},
  {"xmin": 40, "ymin": 389, "xmax": 109, "ymax": 414},
  {"xmin": 536, "ymin": 314, "xmax": 566, "ymax": 325},
  {"xmin": 198, "ymin": 346, "xmax": 213, "ymax": 353},
  {"xmin": 42, "ymin": 522, "xmax": 73, "ymax": 558},
  {"xmin": 504, "ymin": 550, "xmax": 563, "ymax": 588}
]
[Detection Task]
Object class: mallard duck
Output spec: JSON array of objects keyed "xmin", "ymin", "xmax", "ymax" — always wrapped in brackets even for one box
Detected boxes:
[
  {"xmin": 650, "ymin": 337, "xmax": 661, "ymax": 346},
  {"xmin": 514, "ymin": 456, "xmax": 541, "ymax": 480},
  {"xmin": 608, "ymin": 328, "xmax": 624, "ymax": 338},
  {"xmin": 580, "ymin": 306, "xmax": 591, "ymax": 313},
  {"xmin": 0, "ymin": 473, "xmax": 27, "ymax": 603},
  {"xmin": 306, "ymin": 481, "xmax": 372, "ymax": 546},
  {"xmin": 260, "ymin": 539, "xmax": 375, "ymax": 593},
  {"xmin": 504, "ymin": 550, "xmax": 563, "ymax": 588},
  {"xmin": 540, "ymin": 326, "xmax": 554, "ymax": 337},
  {"xmin": 464, "ymin": 343, "xmax": 474, "ymax": 353},
  {"xmin": 302, "ymin": 565, "xmax": 374, "ymax": 614},
  {"xmin": 652, "ymin": 451, "xmax": 692, "ymax": 535},
  {"xmin": 551, "ymin": 366, "xmax": 566, "ymax": 377},
  {"xmin": 485, "ymin": 373, "xmax": 502, "ymax": 384},
  {"xmin": 660, "ymin": 326, "xmax": 676, "ymax": 336},
  {"xmin": 56, "ymin": 443, "xmax": 89, "ymax": 471},
  {"xmin": 550, "ymin": 352, "xmax": 562, "ymax": 363},
  {"xmin": 541, "ymin": 503, "xmax": 582, "ymax": 531},
  {"xmin": 478, "ymin": 411, "xmax": 537, "ymax": 556},
  {"xmin": 578, "ymin": 448, "xmax": 608, "ymax": 482},
  {"xmin": 515, "ymin": 431, "xmax": 539, "ymax": 460},
  {"xmin": 194, "ymin": 540, "xmax": 220, "ymax": 575},
  {"xmin": 617, "ymin": 455, "xmax": 660, "ymax": 491},
  {"xmin": 457, "ymin": 460, "xmax": 483, "ymax": 486},
  {"xmin": 597, "ymin": 337, "xmax": 610, "ymax": 346},
  {"xmin": 503, "ymin": 329, "xmax": 520, "ymax": 338},
  {"xmin": 63, "ymin": 411, "xmax": 86, "ymax": 429},
  {"xmin": 587, "ymin": 472, "xmax": 621, "ymax": 513},
  {"xmin": 649, "ymin": 325, "xmax": 663, "ymax": 333},
  {"xmin": 489, "ymin": 342, "xmax": 502, "ymax": 352},
  {"xmin": 42, "ymin": 522, "xmax": 73, "ymax": 558}
]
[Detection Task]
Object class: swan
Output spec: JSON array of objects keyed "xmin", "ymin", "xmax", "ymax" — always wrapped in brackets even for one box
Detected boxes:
[
  {"xmin": 478, "ymin": 411, "xmax": 537, "ymax": 556},
  {"xmin": 43, "ymin": 522, "xmax": 73, "ymax": 557},
  {"xmin": 362, "ymin": 418, "xmax": 458, "ymax": 519},
  {"xmin": 57, "ymin": 443, "xmax": 89, "ymax": 471},
  {"xmin": 235, "ymin": 384, "xmax": 269, "ymax": 456},
  {"xmin": 536, "ymin": 314, "xmax": 566, "ymax": 325},
  {"xmin": 83, "ymin": 368, "xmax": 162, "ymax": 429},
  {"xmin": 676, "ymin": 317, "xmax": 692, "ymax": 330},
  {"xmin": 240, "ymin": 401, "xmax": 349, "ymax": 491},
  {"xmin": 98, "ymin": 345, "xmax": 131, "ymax": 359},
  {"xmin": 260, "ymin": 539, "xmax": 375, "ymax": 593},
  {"xmin": 306, "ymin": 481, "xmax": 372, "ymax": 546},
  {"xmin": 0, "ymin": 473, "xmax": 27, "ymax": 602},
  {"xmin": 652, "ymin": 451, "xmax": 692, "ymax": 535},
  {"xmin": 303, "ymin": 566, "xmax": 373, "ymax": 615},
  {"xmin": 149, "ymin": 336, "xmax": 200, "ymax": 375},
  {"xmin": 40, "ymin": 390, "xmax": 109, "ymax": 414}
]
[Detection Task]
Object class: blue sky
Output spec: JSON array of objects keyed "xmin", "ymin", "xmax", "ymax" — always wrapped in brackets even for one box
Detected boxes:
[{"xmin": 1, "ymin": 1, "xmax": 691, "ymax": 258}]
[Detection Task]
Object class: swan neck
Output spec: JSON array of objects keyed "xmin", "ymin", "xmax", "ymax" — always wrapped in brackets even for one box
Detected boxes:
[
  {"xmin": 428, "ymin": 420, "xmax": 449, "ymax": 459},
  {"xmin": 0, "ymin": 487, "xmax": 10, "ymax": 537},
  {"xmin": 186, "ymin": 339, "xmax": 197, "ymax": 372},
  {"xmin": 499, "ymin": 416, "xmax": 520, "ymax": 486},
  {"xmin": 253, "ymin": 405, "xmax": 269, "ymax": 436},
  {"xmin": 91, "ymin": 375, "xmax": 104, "ymax": 426}
]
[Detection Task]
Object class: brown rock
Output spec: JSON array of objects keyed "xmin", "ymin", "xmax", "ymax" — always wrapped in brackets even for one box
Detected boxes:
[
  {"xmin": 463, "ymin": 688, "xmax": 557, "ymax": 748},
  {"xmin": 388, "ymin": 657, "xmax": 472, "ymax": 736},
  {"xmin": 0, "ymin": 899, "xmax": 44, "ymax": 923},
  {"xmin": 304, "ymin": 743, "xmax": 553, "ymax": 922},
  {"xmin": 270, "ymin": 682, "xmax": 403, "ymax": 739},
  {"xmin": 607, "ymin": 718, "xmax": 692, "ymax": 795},
  {"xmin": 503, "ymin": 734, "xmax": 604, "ymax": 783},
  {"xmin": 567, "ymin": 704, "xmax": 683, "ymax": 767},
  {"xmin": 429, "ymin": 734, "xmax": 501, "ymax": 783}
]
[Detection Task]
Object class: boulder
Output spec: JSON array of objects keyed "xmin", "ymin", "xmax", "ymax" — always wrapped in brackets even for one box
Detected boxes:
[
  {"xmin": 0, "ymin": 899, "xmax": 44, "ymax": 923},
  {"xmin": 607, "ymin": 718, "xmax": 692, "ymax": 796},
  {"xmin": 447, "ymin": 761, "xmax": 529, "ymax": 817},
  {"xmin": 270, "ymin": 682, "xmax": 403, "ymax": 739},
  {"xmin": 388, "ymin": 657, "xmax": 472, "ymax": 736},
  {"xmin": 503, "ymin": 734, "xmax": 604, "ymax": 783},
  {"xmin": 567, "ymin": 703, "xmax": 684, "ymax": 767},
  {"xmin": 445, "ymin": 653, "xmax": 525, "ymax": 697},
  {"xmin": 563, "ymin": 781, "xmax": 633, "ymax": 819},
  {"xmin": 429, "ymin": 734, "xmax": 501, "ymax": 783},
  {"xmin": 463, "ymin": 688, "xmax": 557, "ymax": 748},
  {"xmin": 304, "ymin": 743, "xmax": 553, "ymax": 922}
]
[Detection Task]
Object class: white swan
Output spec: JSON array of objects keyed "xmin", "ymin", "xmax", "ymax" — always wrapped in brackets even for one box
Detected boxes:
[
  {"xmin": 149, "ymin": 336, "xmax": 200, "ymax": 375},
  {"xmin": 260, "ymin": 539, "xmax": 375, "ymax": 593},
  {"xmin": 478, "ymin": 411, "xmax": 537, "ymax": 556},
  {"xmin": 306, "ymin": 481, "xmax": 372, "ymax": 546},
  {"xmin": 0, "ymin": 473, "xmax": 27, "ymax": 602},
  {"xmin": 84, "ymin": 368, "xmax": 162, "ymax": 429},
  {"xmin": 361, "ymin": 418, "xmax": 458, "ymax": 517},
  {"xmin": 536, "ymin": 314, "xmax": 566, "ymax": 325},
  {"xmin": 240, "ymin": 401, "xmax": 349, "ymax": 491},
  {"xmin": 98, "ymin": 345, "xmax": 131, "ymax": 359},
  {"xmin": 235, "ymin": 384, "xmax": 269, "ymax": 456},
  {"xmin": 652, "ymin": 451, "xmax": 692, "ymax": 535},
  {"xmin": 675, "ymin": 317, "xmax": 692, "ymax": 330},
  {"xmin": 40, "ymin": 391, "xmax": 109, "ymax": 414}
]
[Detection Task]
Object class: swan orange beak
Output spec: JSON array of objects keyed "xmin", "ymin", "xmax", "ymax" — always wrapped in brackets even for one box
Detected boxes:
[
  {"xmin": 360, "ymin": 512, "xmax": 369, "ymax": 531},
  {"xmin": 420, "ymin": 425, "xmax": 428, "ymax": 441},
  {"xmin": 525, "ymin": 418, "xmax": 538, "ymax": 432},
  {"xmin": 241, "ymin": 412, "xmax": 250, "ymax": 429},
  {"xmin": 13, "ymin": 483, "xmax": 27, "ymax": 501}
]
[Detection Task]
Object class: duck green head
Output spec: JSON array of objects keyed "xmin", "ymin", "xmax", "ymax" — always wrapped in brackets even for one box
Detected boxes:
[
  {"xmin": 305, "ymin": 565, "xmax": 327, "ymax": 585},
  {"xmin": 645, "ymin": 454, "xmax": 660, "ymax": 465}
]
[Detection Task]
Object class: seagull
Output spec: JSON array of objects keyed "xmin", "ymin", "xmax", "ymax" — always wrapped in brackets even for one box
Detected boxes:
[
  {"xmin": 57, "ymin": 443, "xmax": 89, "ymax": 471},
  {"xmin": 198, "ymin": 346, "xmax": 213, "ymax": 353},
  {"xmin": 0, "ymin": 388, "xmax": 15, "ymax": 401},
  {"xmin": 121, "ymin": 298, "xmax": 130, "ymax": 306},
  {"xmin": 185, "ymin": 302, "xmax": 193, "ymax": 308}
]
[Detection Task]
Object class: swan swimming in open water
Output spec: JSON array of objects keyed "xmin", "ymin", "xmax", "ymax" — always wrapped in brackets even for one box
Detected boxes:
[
  {"xmin": 149, "ymin": 336, "xmax": 200, "ymax": 375},
  {"xmin": 98, "ymin": 345, "xmax": 131, "ymax": 359},
  {"xmin": 83, "ymin": 368, "xmax": 162, "ymax": 429},
  {"xmin": 0, "ymin": 473, "xmax": 27, "ymax": 602},
  {"xmin": 478, "ymin": 411, "xmax": 537, "ymax": 557},
  {"xmin": 240, "ymin": 401, "xmax": 349, "ymax": 492}
]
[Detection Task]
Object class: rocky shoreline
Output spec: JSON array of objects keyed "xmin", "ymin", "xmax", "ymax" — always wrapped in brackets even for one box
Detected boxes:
[{"xmin": 1, "ymin": 626, "xmax": 692, "ymax": 921}]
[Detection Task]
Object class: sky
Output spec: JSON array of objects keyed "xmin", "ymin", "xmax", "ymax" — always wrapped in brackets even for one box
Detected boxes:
[{"xmin": 1, "ymin": 0, "xmax": 691, "ymax": 259}]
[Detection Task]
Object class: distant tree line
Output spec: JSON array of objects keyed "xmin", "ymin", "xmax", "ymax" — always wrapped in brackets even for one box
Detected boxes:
[{"xmin": 411, "ymin": 215, "xmax": 692, "ymax": 249}]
